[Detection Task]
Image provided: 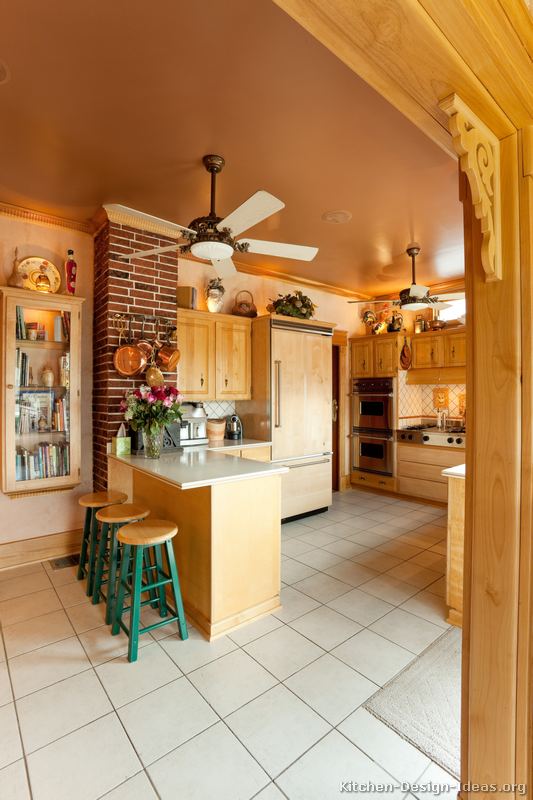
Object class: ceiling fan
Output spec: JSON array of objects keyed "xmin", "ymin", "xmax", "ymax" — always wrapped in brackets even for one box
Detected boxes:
[
  {"xmin": 110, "ymin": 154, "xmax": 318, "ymax": 277},
  {"xmin": 348, "ymin": 243, "xmax": 451, "ymax": 310}
]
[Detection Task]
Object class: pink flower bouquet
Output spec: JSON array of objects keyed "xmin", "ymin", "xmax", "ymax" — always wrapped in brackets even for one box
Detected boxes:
[{"xmin": 121, "ymin": 384, "xmax": 183, "ymax": 436}]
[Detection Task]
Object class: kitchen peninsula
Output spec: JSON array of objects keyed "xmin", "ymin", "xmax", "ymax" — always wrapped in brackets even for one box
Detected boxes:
[{"xmin": 108, "ymin": 447, "xmax": 287, "ymax": 640}]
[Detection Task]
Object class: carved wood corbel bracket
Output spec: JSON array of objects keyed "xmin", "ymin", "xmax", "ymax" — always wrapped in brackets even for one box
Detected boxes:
[{"xmin": 440, "ymin": 94, "xmax": 502, "ymax": 282}]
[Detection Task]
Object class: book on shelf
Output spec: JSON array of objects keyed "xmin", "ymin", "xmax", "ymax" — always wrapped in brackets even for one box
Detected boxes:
[
  {"xmin": 15, "ymin": 441, "xmax": 70, "ymax": 482},
  {"xmin": 16, "ymin": 306, "xmax": 26, "ymax": 340}
]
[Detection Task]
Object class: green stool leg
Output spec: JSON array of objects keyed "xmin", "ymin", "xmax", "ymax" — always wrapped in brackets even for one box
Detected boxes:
[
  {"xmin": 144, "ymin": 547, "xmax": 159, "ymax": 609},
  {"xmin": 77, "ymin": 508, "xmax": 91, "ymax": 580},
  {"xmin": 92, "ymin": 522, "xmax": 109, "ymax": 605},
  {"xmin": 112, "ymin": 544, "xmax": 131, "ymax": 636},
  {"xmin": 153, "ymin": 544, "xmax": 168, "ymax": 618},
  {"xmin": 86, "ymin": 509, "xmax": 99, "ymax": 597},
  {"xmin": 165, "ymin": 540, "xmax": 188, "ymax": 640},
  {"xmin": 128, "ymin": 545, "xmax": 144, "ymax": 663},
  {"xmin": 105, "ymin": 524, "xmax": 120, "ymax": 624}
]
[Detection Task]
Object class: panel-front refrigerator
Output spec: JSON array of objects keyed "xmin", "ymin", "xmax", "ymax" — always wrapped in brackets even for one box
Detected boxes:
[{"xmin": 238, "ymin": 314, "xmax": 334, "ymax": 519}]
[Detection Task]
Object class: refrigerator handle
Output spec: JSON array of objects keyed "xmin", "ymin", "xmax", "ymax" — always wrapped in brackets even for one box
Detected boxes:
[{"xmin": 274, "ymin": 360, "xmax": 281, "ymax": 428}]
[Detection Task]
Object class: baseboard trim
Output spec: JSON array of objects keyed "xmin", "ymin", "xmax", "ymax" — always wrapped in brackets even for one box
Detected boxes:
[{"xmin": 0, "ymin": 529, "xmax": 82, "ymax": 570}]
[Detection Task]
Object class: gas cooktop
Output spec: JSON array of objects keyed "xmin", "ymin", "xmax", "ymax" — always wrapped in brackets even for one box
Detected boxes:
[{"xmin": 397, "ymin": 425, "xmax": 466, "ymax": 448}]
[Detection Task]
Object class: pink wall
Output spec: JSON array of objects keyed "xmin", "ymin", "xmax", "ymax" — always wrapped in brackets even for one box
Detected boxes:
[{"xmin": 0, "ymin": 213, "xmax": 94, "ymax": 544}]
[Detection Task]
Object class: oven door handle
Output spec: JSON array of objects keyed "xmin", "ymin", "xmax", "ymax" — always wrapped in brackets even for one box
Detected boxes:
[
  {"xmin": 352, "ymin": 392, "xmax": 393, "ymax": 398},
  {"xmin": 351, "ymin": 433, "xmax": 393, "ymax": 442}
]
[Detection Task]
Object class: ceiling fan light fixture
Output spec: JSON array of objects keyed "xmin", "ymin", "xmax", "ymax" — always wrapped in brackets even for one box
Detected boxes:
[
  {"xmin": 400, "ymin": 299, "xmax": 428, "ymax": 311},
  {"xmin": 190, "ymin": 240, "xmax": 233, "ymax": 261}
]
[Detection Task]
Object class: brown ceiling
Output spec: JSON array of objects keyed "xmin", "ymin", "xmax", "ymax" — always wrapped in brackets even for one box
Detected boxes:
[{"xmin": 0, "ymin": 0, "xmax": 463, "ymax": 295}]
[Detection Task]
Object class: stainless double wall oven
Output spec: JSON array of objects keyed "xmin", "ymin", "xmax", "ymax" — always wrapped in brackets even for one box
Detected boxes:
[{"xmin": 351, "ymin": 377, "xmax": 394, "ymax": 476}]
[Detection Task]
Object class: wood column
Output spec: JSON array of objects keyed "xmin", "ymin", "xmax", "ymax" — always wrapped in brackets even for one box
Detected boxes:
[{"xmin": 461, "ymin": 131, "xmax": 522, "ymax": 796}]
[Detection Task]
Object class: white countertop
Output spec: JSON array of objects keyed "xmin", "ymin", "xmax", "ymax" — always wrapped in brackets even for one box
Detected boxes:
[
  {"xmin": 442, "ymin": 463, "xmax": 466, "ymax": 479},
  {"xmin": 108, "ymin": 448, "xmax": 286, "ymax": 490},
  {"xmin": 206, "ymin": 439, "xmax": 272, "ymax": 452}
]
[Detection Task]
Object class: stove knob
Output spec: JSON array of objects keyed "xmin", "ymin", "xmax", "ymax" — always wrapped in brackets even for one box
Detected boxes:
[
  {"xmin": 456, "ymin": 437, "xmax": 463, "ymax": 444},
  {"xmin": 447, "ymin": 437, "xmax": 454, "ymax": 444},
  {"xmin": 407, "ymin": 434, "xmax": 413, "ymax": 440},
  {"xmin": 423, "ymin": 435, "xmax": 429, "ymax": 442}
]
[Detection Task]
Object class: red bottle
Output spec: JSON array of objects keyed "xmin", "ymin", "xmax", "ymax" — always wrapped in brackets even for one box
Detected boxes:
[{"xmin": 64, "ymin": 249, "xmax": 77, "ymax": 295}]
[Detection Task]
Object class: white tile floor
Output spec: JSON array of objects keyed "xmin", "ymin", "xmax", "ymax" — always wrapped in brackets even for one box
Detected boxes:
[{"xmin": 0, "ymin": 487, "xmax": 460, "ymax": 800}]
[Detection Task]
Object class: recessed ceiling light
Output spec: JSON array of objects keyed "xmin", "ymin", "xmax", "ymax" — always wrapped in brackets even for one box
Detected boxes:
[
  {"xmin": 0, "ymin": 60, "xmax": 11, "ymax": 85},
  {"xmin": 321, "ymin": 210, "xmax": 352, "ymax": 224}
]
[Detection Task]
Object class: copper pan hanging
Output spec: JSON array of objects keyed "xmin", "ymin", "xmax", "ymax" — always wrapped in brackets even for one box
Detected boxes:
[
  {"xmin": 113, "ymin": 317, "xmax": 147, "ymax": 377},
  {"xmin": 156, "ymin": 325, "xmax": 181, "ymax": 371}
]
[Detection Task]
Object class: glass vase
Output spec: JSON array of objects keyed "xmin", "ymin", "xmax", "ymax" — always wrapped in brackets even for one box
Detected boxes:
[{"xmin": 143, "ymin": 427, "xmax": 164, "ymax": 458}]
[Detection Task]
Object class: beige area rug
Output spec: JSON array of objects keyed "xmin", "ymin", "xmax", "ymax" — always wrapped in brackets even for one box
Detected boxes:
[{"xmin": 364, "ymin": 627, "xmax": 461, "ymax": 779}]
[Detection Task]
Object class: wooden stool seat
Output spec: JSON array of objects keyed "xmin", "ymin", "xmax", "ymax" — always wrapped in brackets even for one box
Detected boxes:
[
  {"xmin": 96, "ymin": 503, "xmax": 150, "ymax": 524},
  {"xmin": 79, "ymin": 490, "xmax": 128, "ymax": 509},
  {"xmin": 118, "ymin": 519, "xmax": 178, "ymax": 546}
]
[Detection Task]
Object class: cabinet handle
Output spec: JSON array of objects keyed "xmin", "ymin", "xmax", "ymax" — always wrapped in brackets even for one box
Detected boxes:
[
  {"xmin": 451, "ymin": 346, "xmax": 455, "ymax": 357},
  {"xmin": 225, "ymin": 377, "xmax": 228, "ymax": 387},
  {"xmin": 430, "ymin": 348, "xmax": 434, "ymax": 360},
  {"xmin": 288, "ymin": 459, "xmax": 330, "ymax": 469},
  {"xmin": 379, "ymin": 358, "xmax": 383, "ymax": 369},
  {"xmin": 6, "ymin": 384, "xmax": 13, "ymax": 389},
  {"xmin": 274, "ymin": 360, "xmax": 282, "ymax": 428},
  {"xmin": 362, "ymin": 359, "xmax": 366, "ymax": 369},
  {"xmin": 200, "ymin": 374, "xmax": 204, "ymax": 387}
]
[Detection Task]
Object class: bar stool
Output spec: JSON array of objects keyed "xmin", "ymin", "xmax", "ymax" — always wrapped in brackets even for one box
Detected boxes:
[
  {"xmin": 92, "ymin": 503, "xmax": 151, "ymax": 624},
  {"xmin": 112, "ymin": 519, "xmax": 188, "ymax": 662},
  {"xmin": 77, "ymin": 491, "xmax": 128, "ymax": 596}
]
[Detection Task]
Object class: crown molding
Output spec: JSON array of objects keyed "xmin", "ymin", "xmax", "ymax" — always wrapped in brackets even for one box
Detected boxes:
[
  {"xmin": 0, "ymin": 202, "xmax": 93, "ymax": 234},
  {"xmin": 440, "ymin": 93, "xmax": 502, "ymax": 282},
  {"xmin": 179, "ymin": 255, "xmax": 371, "ymax": 300}
]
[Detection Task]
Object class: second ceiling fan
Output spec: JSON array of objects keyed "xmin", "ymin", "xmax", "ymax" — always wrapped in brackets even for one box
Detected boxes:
[{"xmin": 112, "ymin": 154, "xmax": 318, "ymax": 277}]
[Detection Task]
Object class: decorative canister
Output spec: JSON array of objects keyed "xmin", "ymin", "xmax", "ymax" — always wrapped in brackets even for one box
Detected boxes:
[
  {"xmin": 205, "ymin": 278, "xmax": 225, "ymax": 313},
  {"xmin": 207, "ymin": 418, "xmax": 226, "ymax": 441},
  {"xmin": 232, "ymin": 290, "xmax": 257, "ymax": 318},
  {"xmin": 41, "ymin": 366, "xmax": 55, "ymax": 387}
]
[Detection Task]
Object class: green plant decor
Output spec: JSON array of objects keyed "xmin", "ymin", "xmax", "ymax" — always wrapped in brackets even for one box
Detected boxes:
[{"xmin": 267, "ymin": 290, "xmax": 317, "ymax": 319}]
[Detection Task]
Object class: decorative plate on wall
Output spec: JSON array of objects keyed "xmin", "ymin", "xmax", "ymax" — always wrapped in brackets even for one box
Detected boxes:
[{"xmin": 15, "ymin": 257, "xmax": 61, "ymax": 293}]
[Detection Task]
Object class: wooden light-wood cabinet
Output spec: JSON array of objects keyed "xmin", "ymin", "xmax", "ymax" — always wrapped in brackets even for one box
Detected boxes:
[
  {"xmin": 397, "ymin": 443, "xmax": 464, "ymax": 502},
  {"xmin": 374, "ymin": 336, "xmax": 397, "ymax": 376},
  {"xmin": 349, "ymin": 333, "xmax": 406, "ymax": 378},
  {"xmin": 177, "ymin": 309, "xmax": 251, "ymax": 401},
  {"xmin": 444, "ymin": 331, "xmax": 466, "ymax": 367},
  {"xmin": 411, "ymin": 334, "xmax": 445, "ymax": 368},
  {"xmin": 215, "ymin": 319, "xmax": 251, "ymax": 400},
  {"xmin": 177, "ymin": 312, "xmax": 215, "ymax": 399},
  {"xmin": 0, "ymin": 287, "xmax": 84, "ymax": 496},
  {"xmin": 351, "ymin": 338, "xmax": 372, "ymax": 377}
]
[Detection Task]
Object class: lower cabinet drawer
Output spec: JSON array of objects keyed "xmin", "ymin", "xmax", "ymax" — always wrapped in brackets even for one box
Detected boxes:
[
  {"xmin": 280, "ymin": 457, "xmax": 332, "ymax": 519},
  {"xmin": 398, "ymin": 476, "xmax": 448, "ymax": 502},
  {"xmin": 240, "ymin": 446, "xmax": 272, "ymax": 462},
  {"xmin": 398, "ymin": 461, "xmax": 449, "ymax": 484},
  {"xmin": 351, "ymin": 470, "xmax": 397, "ymax": 492}
]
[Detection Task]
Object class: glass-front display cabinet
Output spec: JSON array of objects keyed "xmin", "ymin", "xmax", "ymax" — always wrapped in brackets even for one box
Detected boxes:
[{"xmin": 0, "ymin": 287, "xmax": 84, "ymax": 495}]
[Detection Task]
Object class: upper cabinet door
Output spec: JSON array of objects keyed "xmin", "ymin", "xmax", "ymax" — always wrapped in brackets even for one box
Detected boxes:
[
  {"xmin": 444, "ymin": 332, "xmax": 466, "ymax": 367},
  {"xmin": 215, "ymin": 319, "xmax": 251, "ymax": 400},
  {"xmin": 374, "ymin": 337, "xmax": 397, "ymax": 376},
  {"xmin": 177, "ymin": 313, "xmax": 215, "ymax": 399},
  {"xmin": 351, "ymin": 339, "xmax": 372, "ymax": 377},
  {"xmin": 411, "ymin": 335, "xmax": 444, "ymax": 368}
]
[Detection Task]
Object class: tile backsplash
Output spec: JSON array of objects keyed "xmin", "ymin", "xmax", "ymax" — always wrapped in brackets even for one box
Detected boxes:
[
  {"xmin": 202, "ymin": 400, "xmax": 235, "ymax": 420},
  {"xmin": 398, "ymin": 370, "xmax": 466, "ymax": 421}
]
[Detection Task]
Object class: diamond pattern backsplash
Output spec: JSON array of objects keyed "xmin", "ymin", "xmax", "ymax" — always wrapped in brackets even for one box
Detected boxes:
[
  {"xmin": 398, "ymin": 370, "xmax": 466, "ymax": 423},
  {"xmin": 202, "ymin": 400, "xmax": 235, "ymax": 420}
]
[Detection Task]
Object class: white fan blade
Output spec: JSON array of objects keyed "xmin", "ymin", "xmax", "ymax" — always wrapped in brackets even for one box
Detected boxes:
[
  {"xmin": 211, "ymin": 258, "xmax": 237, "ymax": 277},
  {"xmin": 104, "ymin": 204, "xmax": 195, "ymax": 235},
  {"xmin": 239, "ymin": 238, "xmax": 318, "ymax": 261},
  {"xmin": 217, "ymin": 191, "xmax": 285, "ymax": 236},
  {"xmin": 120, "ymin": 243, "xmax": 187, "ymax": 262},
  {"xmin": 430, "ymin": 300, "xmax": 452, "ymax": 310}
]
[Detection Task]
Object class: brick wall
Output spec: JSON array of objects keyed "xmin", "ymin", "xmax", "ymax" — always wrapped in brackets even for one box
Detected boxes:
[{"xmin": 92, "ymin": 219, "xmax": 179, "ymax": 489}]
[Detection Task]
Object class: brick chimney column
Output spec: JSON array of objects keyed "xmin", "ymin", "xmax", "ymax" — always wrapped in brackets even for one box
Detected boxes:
[{"xmin": 92, "ymin": 213, "xmax": 179, "ymax": 490}]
